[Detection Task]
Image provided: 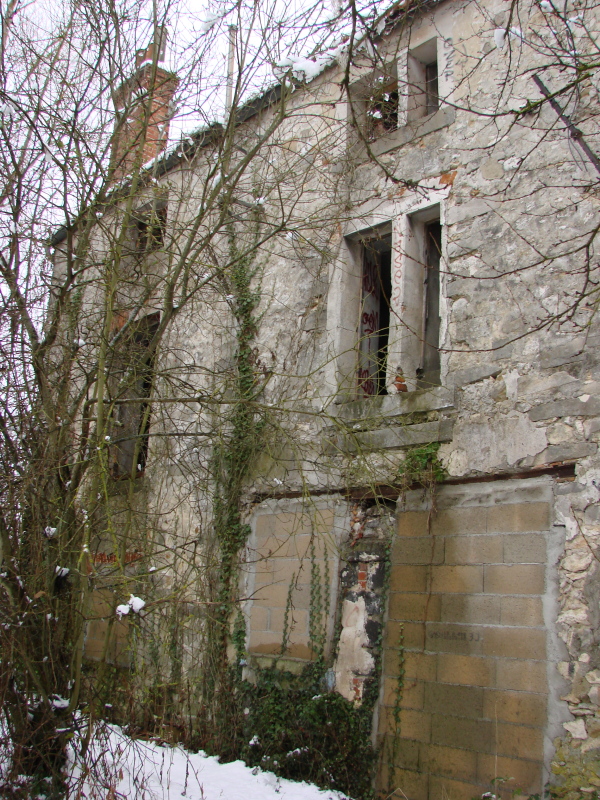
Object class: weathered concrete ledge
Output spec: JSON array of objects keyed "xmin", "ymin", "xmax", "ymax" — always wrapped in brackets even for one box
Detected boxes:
[
  {"xmin": 325, "ymin": 417, "xmax": 454, "ymax": 454},
  {"xmin": 330, "ymin": 386, "xmax": 454, "ymax": 424}
]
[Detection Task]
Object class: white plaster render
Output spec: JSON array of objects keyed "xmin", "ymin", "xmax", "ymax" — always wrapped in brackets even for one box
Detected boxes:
[{"xmin": 333, "ymin": 597, "xmax": 375, "ymax": 703}]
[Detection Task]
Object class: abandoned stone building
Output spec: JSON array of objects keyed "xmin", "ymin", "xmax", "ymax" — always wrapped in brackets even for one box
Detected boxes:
[{"xmin": 51, "ymin": 0, "xmax": 600, "ymax": 797}]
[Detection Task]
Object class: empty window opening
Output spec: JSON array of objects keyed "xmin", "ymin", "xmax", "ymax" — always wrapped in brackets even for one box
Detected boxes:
[
  {"xmin": 417, "ymin": 220, "xmax": 441, "ymax": 388},
  {"xmin": 357, "ymin": 234, "xmax": 392, "ymax": 396},
  {"xmin": 425, "ymin": 61, "xmax": 439, "ymax": 116},
  {"xmin": 366, "ymin": 79, "xmax": 399, "ymax": 140},
  {"xmin": 407, "ymin": 39, "xmax": 439, "ymax": 122},
  {"xmin": 135, "ymin": 205, "xmax": 167, "ymax": 253},
  {"xmin": 110, "ymin": 312, "xmax": 160, "ymax": 479}
]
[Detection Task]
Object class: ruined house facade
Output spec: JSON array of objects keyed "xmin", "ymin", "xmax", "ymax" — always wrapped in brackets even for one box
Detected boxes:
[{"xmin": 54, "ymin": 0, "xmax": 600, "ymax": 797}]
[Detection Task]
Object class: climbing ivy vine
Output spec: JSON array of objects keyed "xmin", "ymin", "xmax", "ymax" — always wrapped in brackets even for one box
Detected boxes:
[{"xmin": 198, "ymin": 214, "xmax": 266, "ymax": 755}]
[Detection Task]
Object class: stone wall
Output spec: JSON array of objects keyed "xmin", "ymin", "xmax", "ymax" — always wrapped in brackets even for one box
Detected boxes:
[{"xmin": 66, "ymin": 0, "xmax": 600, "ymax": 792}]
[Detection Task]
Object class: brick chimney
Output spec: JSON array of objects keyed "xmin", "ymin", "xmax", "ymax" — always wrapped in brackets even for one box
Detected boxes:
[{"xmin": 110, "ymin": 26, "xmax": 178, "ymax": 180}]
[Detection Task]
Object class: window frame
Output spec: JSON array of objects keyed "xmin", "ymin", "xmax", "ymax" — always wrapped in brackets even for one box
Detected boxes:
[
  {"xmin": 356, "ymin": 230, "xmax": 393, "ymax": 397},
  {"xmin": 326, "ymin": 195, "xmax": 447, "ymax": 402},
  {"xmin": 346, "ymin": 31, "xmax": 453, "ymax": 148},
  {"xmin": 404, "ymin": 37, "xmax": 440, "ymax": 124}
]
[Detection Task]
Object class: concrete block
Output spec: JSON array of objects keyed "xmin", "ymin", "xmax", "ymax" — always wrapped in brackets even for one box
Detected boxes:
[
  {"xmin": 382, "ymin": 675, "xmax": 424, "ymax": 709},
  {"xmin": 398, "ymin": 709, "xmax": 432, "ymax": 743},
  {"xmin": 249, "ymin": 605, "xmax": 269, "ymax": 631},
  {"xmin": 486, "ymin": 502, "xmax": 550, "ymax": 533},
  {"xmin": 483, "ymin": 564, "xmax": 545, "ymax": 595},
  {"xmin": 431, "ymin": 714, "xmax": 493, "ymax": 752},
  {"xmin": 253, "ymin": 582, "xmax": 313, "ymax": 609},
  {"xmin": 431, "ymin": 565, "xmax": 484, "ymax": 593},
  {"xmin": 496, "ymin": 722, "xmax": 544, "ymax": 761},
  {"xmin": 269, "ymin": 606, "xmax": 308, "ymax": 636},
  {"xmin": 436, "ymin": 654, "xmax": 495, "ymax": 687},
  {"xmin": 84, "ymin": 633, "xmax": 106, "ymax": 661},
  {"xmin": 482, "ymin": 689, "xmax": 547, "ymax": 726},
  {"xmin": 392, "ymin": 535, "xmax": 445, "ymax": 565},
  {"xmin": 426, "ymin": 623, "xmax": 485, "ymax": 655},
  {"xmin": 482, "ymin": 627, "xmax": 546, "ymax": 660},
  {"xmin": 432, "ymin": 507, "xmax": 488, "ymax": 536},
  {"xmin": 500, "ymin": 596, "xmax": 544, "ymax": 627},
  {"xmin": 395, "ymin": 621, "xmax": 426, "ymax": 649},
  {"xmin": 444, "ymin": 535, "xmax": 503, "ymax": 564},
  {"xmin": 388, "ymin": 592, "xmax": 441, "ymax": 622},
  {"xmin": 248, "ymin": 633, "xmax": 310, "ymax": 657},
  {"xmin": 390, "ymin": 565, "xmax": 430, "ymax": 593},
  {"xmin": 270, "ymin": 558, "xmax": 304, "ymax": 583},
  {"xmin": 441, "ymin": 594, "xmax": 501, "ymax": 625},
  {"xmin": 432, "ymin": 478, "xmax": 553, "ymax": 512},
  {"xmin": 421, "ymin": 743, "xmax": 478, "ymax": 782},
  {"xmin": 502, "ymin": 533, "xmax": 547, "ymax": 564},
  {"xmin": 495, "ymin": 658, "xmax": 548, "ymax": 692},
  {"xmin": 477, "ymin": 754, "xmax": 543, "ymax": 794},
  {"xmin": 377, "ymin": 764, "xmax": 429, "ymax": 800},
  {"xmin": 423, "ymin": 682, "xmax": 484, "ymax": 719},
  {"xmin": 255, "ymin": 532, "xmax": 312, "ymax": 559},
  {"xmin": 385, "ymin": 619, "xmax": 425, "ymax": 650},
  {"xmin": 254, "ymin": 513, "xmax": 275, "ymax": 539},
  {"xmin": 428, "ymin": 775, "xmax": 483, "ymax": 800},
  {"xmin": 401, "ymin": 652, "xmax": 437, "ymax": 681},
  {"xmin": 387, "ymin": 738, "xmax": 421, "ymax": 770},
  {"xmin": 397, "ymin": 511, "xmax": 430, "ymax": 537}
]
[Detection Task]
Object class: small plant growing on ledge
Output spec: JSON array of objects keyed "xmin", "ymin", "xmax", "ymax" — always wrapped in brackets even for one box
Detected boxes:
[{"xmin": 397, "ymin": 442, "xmax": 445, "ymax": 490}]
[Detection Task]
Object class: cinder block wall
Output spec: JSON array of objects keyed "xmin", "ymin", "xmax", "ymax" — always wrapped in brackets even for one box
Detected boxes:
[
  {"xmin": 245, "ymin": 506, "xmax": 341, "ymax": 662},
  {"xmin": 378, "ymin": 477, "xmax": 565, "ymax": 800}
]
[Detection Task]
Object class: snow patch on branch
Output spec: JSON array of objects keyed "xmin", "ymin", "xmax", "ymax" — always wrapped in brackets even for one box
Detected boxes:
[{"xmin": 116, "ymin": 594, "xmax": 146, "ymax": 618}]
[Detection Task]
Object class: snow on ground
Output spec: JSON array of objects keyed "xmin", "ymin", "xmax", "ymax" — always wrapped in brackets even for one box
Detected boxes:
[{"xmin": 69, "ymin": 723, "xmax": 349, "ymax": 800}]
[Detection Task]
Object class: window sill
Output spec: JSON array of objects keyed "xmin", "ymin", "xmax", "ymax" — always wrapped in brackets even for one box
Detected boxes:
[
  {"xmin": 324, "ymin": 386, "xmax": 455, "ymax": 454},
  {"xmin": 352, "ymin": 107, "xmax": 455, "ymax": 159},
  {"xmin": 325, "ymin": 417, "xmax": 454, "ymax": 454},
  {"xmin": 332, "ymin": 385, "xmax": 454, "ymax": 421}
]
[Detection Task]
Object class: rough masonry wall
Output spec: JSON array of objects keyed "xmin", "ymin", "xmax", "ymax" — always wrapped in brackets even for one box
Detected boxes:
[{"xmin": 76, "ymin": 0, "xmax": 600, "ymax": 789}]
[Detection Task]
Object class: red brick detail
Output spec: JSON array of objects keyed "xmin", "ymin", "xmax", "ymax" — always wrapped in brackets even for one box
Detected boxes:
[
  {"xmin": 357, "ymin": 562, "xmax": 368, "ymax": 590},
  {"xmin": 110, "ymin": 63, "xmax": 179, "ymax": 181}
]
